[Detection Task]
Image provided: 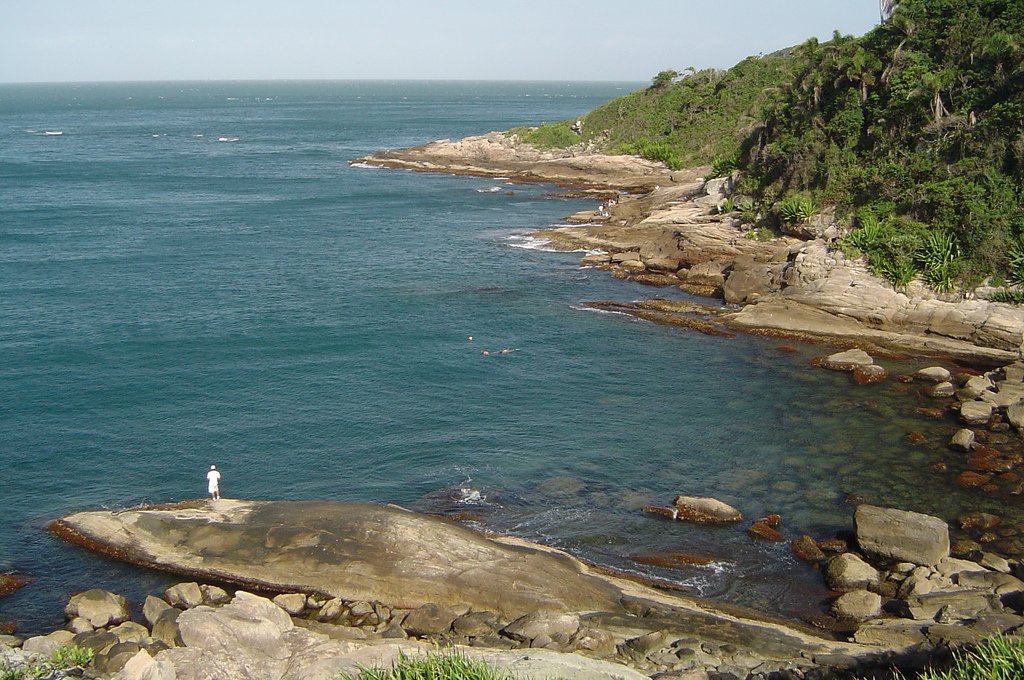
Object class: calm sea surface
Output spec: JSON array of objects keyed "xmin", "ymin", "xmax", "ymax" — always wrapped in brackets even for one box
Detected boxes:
[{"xmin": 0, "ymin": 81, "xmax": 1013, "ymax": 633}]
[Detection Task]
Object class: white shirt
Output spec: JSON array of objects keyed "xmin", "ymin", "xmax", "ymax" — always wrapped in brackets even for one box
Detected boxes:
[{"xmin": 207, "ymin": 469, "xmax": 221, "ymax": 492}]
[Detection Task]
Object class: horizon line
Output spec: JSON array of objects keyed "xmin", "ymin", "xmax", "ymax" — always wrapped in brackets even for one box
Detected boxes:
[{"xmin": 0, "ymin": 77, "xmax": 650, "ymax": 87}]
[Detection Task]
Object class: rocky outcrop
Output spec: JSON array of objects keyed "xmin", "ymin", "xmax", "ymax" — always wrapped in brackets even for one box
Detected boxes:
[
  {"xmin": 359, "ymin": 135, "xmax": 1024, "ymax": 361},
  {"xmin": 50, "ymin": 501, "xmax": 903, "ymax": 678},
  {"xmin": 51, "ymin": 500, "xmax": 623, "ymax": 621},
  {"xmin": 353, "ymin": 133, "xmax": 680, "ymax": 193}
]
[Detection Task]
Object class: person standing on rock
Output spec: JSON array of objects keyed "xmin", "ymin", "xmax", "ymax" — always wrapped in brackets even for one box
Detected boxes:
[{"xmin": 207, "ymin": 465, "xmax": 221, "ymax": 501}]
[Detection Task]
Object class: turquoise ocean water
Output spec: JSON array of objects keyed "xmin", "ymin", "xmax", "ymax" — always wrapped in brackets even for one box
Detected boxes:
[{"xmin": 0, "ymin": 81, "xmax": 1012, "ymax": 633}]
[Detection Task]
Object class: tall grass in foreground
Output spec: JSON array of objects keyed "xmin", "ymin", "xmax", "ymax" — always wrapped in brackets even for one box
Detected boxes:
[
  {"xmin": 342, "ymin": 651, "xmax": 514, "ymax": 680},
  {"xmin": 903, "ymin": 635, "xmax": 1024, "ymax": 680}
]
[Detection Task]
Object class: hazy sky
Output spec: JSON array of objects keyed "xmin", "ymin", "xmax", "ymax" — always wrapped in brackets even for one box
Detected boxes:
[{"xmin": 1, "ymin": 1, "xmax": 880, "ymax": 83}]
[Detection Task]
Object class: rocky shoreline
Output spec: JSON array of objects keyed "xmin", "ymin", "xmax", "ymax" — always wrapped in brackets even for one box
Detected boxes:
[
  {"xmin": 5, "ymin": 499, "xmax": 1024, "ymax": 679},
  {"xmin": 356, "ymin": 134, "xmax": 1024, "ymax": 364}
]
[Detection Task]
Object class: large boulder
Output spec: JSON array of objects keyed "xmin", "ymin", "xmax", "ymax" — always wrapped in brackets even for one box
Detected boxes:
[
  {"xmin": 112, "ymin": 649, "xmax": 176, "ymax": 680},
  {"xmin": 22, "ymin": 630, "xmax": 75, "ymax": 656},
  {"xmin": 164, "ymin": 582, "xmax": 203, "ymax": 609},
  {"xmin": 960, "ymin": 400, "xmax": 994, "ymax": 426},
  {"xmin": 401, "ymin": 603, "xmax": 460, "ymax": 637},
  {"xmin": 1008, "ymin": 399, "xmax": 1024, "ymax": 433},
  {"xmin": 825, "ymin": 553, "xmax": 879, "ymax": 592},
  {"xmin": 832, "ymin": 590, "xmax": 882, "ymax": 621},
  {"xmin": 143, "ymin": 595, "xmax": 174, "ymax": 628},
  {"xmin": 672, "ymin": 496, "xmax": 743, "ymax": 523},
  {"xmin": 272, "ymin": 593, "xmax": 307, "ymax": 616},
  {"xmin": 855, "ymin": 505, "xmax": 950, "ymax": 567},
  {"xmin": 723, "ymin": 261, "xmax": 786, "ymax": 304},
  {"xmin": 52, "ymin": 501, "xmax": 624, "ymax": 621},
  {"xmin": 65, "ymin": 589, "xmax": 130, "ymax": 628},
  {"xmin": 502, "ymin": 611, "xmax": 580, "ymax": 643}
]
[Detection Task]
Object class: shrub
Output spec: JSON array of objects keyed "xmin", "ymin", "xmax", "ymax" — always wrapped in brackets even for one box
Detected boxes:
[
  {"xmin": 917, "ymin": 231, "xmax": 962, "ymax": 292},
  {"xmin": 51, "ymin": 645, "xmax": 94, "ymax": 669},
  {"xmin": 778, "ymin": 195, "xmax": 817, "ymax": 223},
  {"xmin": 991, "ymin": 290, "xmax": 1024, "ymax": 304},
  {"xmin": 342, "ymin": 650, "xmax": 513, "ymax": 680},
  {"xmin": 508, "ymin": 122, "xmax": 578, "ymax": 150},
  {"xmin": 620, "ymin": 139, "xmax": 682, "ymax": 170},
  {"xmin": 719, "ymin": 198, "xmax": 735, "ymax": 214},
  {"xmin": 1008, "ymin": 239, "xmax": 1024, "ymax": 286},
  {"xmin": 708, "ymin": 153, "xmax": 738, "ymax": 179}
]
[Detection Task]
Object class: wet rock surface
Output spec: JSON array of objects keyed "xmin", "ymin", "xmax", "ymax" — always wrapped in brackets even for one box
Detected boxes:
[{"xmin": 45, "ymin": 500, "xmax": 926, "ymax": 678}]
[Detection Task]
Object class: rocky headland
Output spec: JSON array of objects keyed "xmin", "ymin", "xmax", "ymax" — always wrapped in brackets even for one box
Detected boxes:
[
  {"xmin": 356, "ymin": 134, "xmax": 1024, "ymax": 364},
  {"xmin": 1, "ymin": 499, "xmax": 1018, "ymax": 679}
]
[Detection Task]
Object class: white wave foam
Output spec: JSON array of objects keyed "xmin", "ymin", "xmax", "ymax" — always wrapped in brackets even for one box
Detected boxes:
[
  {"xmin": 505, "ymin": 235, "xmax": 555, "ymax": 251},
  {"xmin": 350, "ymin": 162, "xmax": 382, "ymax": 169},
  {"xmin": 217, "ymin": 136, "xmax": 239, "ymax": 143},
  {"xmin": 455, "ymin": 487, "xmax": 485, "ymax": 505},
  {"xmin": 570, "ymin": 305, "xmax": 631, "ymax": 317},
  {"xmin": 477, "ymin": 186, "xmax": 503, "ymax": 193}
]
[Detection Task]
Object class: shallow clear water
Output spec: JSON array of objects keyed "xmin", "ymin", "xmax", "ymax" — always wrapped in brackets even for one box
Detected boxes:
[{"xmin": 1, "ymin": 81, "xmax": 1017, "ymax": 633}]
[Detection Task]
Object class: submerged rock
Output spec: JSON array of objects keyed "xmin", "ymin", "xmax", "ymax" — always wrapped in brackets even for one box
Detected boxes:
[
  {"xmin": 820, "ymin": 349, "xmax": 874, "ymax": 372},
  {"xmin": 672, "ymin": 496, "xmax": 743, "ymax": 523}
]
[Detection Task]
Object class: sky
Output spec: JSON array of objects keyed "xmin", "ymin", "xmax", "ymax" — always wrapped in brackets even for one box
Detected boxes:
[{"xmin": 1, "ymin": 1, "xmax": 881, "ymax": 83}]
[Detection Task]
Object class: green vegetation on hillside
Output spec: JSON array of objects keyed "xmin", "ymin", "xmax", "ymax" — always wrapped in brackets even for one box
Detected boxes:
[
  {"xmin": 743, "ymin": 0, "xmax": 1024, "ymax": 289},
  {"xmin": 512, "ymin": 0, "xmax": 1024, "ymax": 292}
]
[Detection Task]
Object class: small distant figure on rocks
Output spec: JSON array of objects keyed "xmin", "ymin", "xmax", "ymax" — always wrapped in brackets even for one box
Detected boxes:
[{"xmin": 207, "ymin": 465, "xmax": 221, "ymax": 501}]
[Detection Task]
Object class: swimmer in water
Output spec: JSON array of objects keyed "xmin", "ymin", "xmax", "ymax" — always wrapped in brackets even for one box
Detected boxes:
[
  {"xmin": 481, "ymin": 350, "xmax": 490, "ymax": 356},
  {"xmin": 498, "ymin": 348, "xmax": 517, "ymax": 354}
]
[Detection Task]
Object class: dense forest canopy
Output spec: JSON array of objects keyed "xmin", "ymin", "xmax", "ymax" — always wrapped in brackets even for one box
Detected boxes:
[{"xmin": 515, "ymin": 0, "xmax": 1024, "ymax": 295}]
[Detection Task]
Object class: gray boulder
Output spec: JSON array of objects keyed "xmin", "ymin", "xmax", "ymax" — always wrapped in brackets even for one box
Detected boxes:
[
  {"xmin": 143, "ymin": 595, "xmax": 174, "ymax": 628},
  {"xmin": 950, "ymin": 429, "xmax": 976, "ymax": 452},
  {"xmin": 821, "ymin": 349, "xmax": 873, "ymax": 372},
  {"xmin": 111, "ymin": 649, "xmax": 176, "ymax": 680},
  {"xmin": 832, "ymin": 590, "xmax": 882, "ymax": 621},
  {"xmin": 21, "ymin": 630, "xmax": 74, "ymax": 656},
  {"xmin": 855, "ymin": 505, "xmax": 950, "ymax": 566},
  {"xmin": 452, "ymin": 611, "xmax": 499, "ymax": 637},
  {"xmin": 960, "ymin": 400, "xmax": 994, "ymax": 426},
  {"xmin": 110, "ymin": 621, "xmax": 150, "ymax": 645},
  {"xmin": 722, "ymin": 262, "xmax": 786, "ymax": 304},
  {"xmin": 825, "ymin": 553, "xmax": 880, "ymax": 592},
  {"xmin": 272, "ymin": 593, "xmax": 307, "ymax": 616},
  {"xmin": 915, "ymin": 367, "xmax": 952, "ymax": 383},
  {"xmin": 164, "ymin": 582, "xmax": 203, "ymax": 609},
  {"xmin": 926, "ymin": 382, "xmax": 956, "ymax": 398},
  {"xmin": 959, "ymin": 375, "xmax": 995, "ymax": 400},
  {"xmin": 502, "ymin": 610, "xmax": 580, "ymax": 643},
  {"xmin": 93, "ymin": 641, "xmax": 142, "ymax": 675},
  {"xmin": 65, "ymin": 588, "xmax": 130, "ymax": 628},
  {"xmin": 1008, "ymin": 399, "xmax": 1024, "ymax": 433},
  {"xmin": 402, "ymin": 603, "xmax": 460, "ymax": 637},
  {"xmin": 905, "ymin": 590, "xmax": 996, "ymax": 622},
  {"xmin": 200, "ymin": 584, "xmax": 230, "ymax": 606},
  {"xmin": 151, "ymin": 608, "xmax": 183, "ymax": 647},
  {"xmin": 672, "ymin": 496, "xmax": 743, "ymax": 523},
  {"xmin": 316, "ymin": 597, "xmax": 346, "ymax": 622}
]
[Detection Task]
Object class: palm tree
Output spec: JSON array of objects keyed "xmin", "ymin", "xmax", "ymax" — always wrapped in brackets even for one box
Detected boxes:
[{"xmin": 880, "ymin": 0, "xmax": 899, "ymax": 23}]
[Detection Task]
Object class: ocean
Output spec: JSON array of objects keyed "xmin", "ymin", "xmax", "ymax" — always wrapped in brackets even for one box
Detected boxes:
[{"xmin": 0, "ymin": 81, "xmax": 1008, "ymax": 633}]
